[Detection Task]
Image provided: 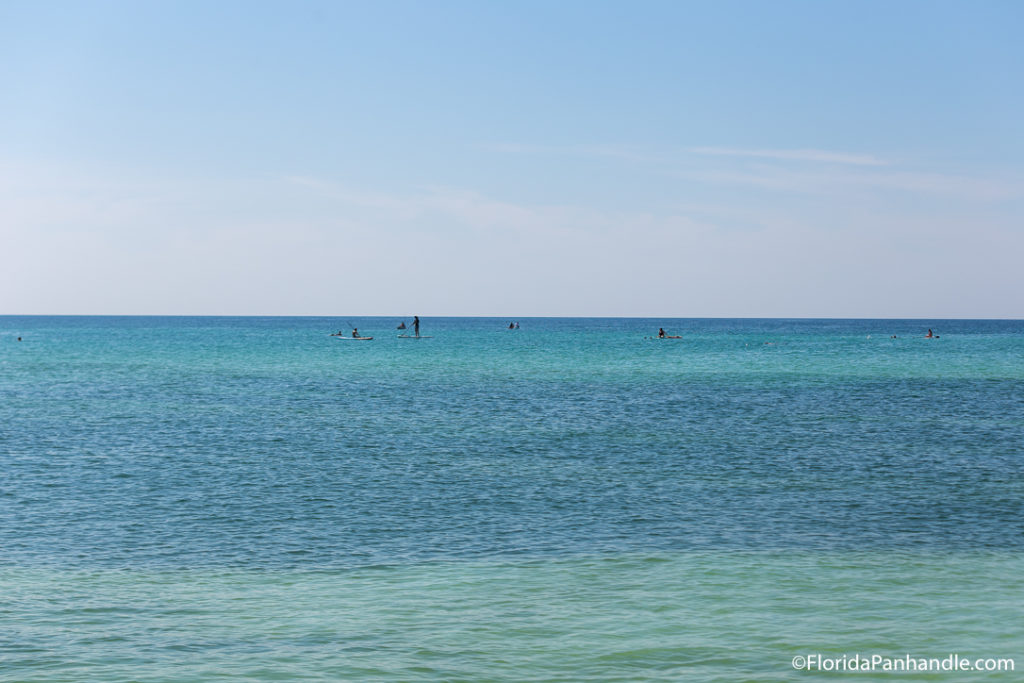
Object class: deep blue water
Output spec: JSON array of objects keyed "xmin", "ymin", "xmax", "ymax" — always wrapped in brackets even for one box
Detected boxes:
[{"xmin": 3, "ymin": 317, "xmax": 1022, "ymax": 568}]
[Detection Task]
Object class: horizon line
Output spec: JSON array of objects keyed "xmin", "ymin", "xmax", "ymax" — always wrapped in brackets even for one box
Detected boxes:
[{"xmin": 2, "ymin": 314, "xmax": 1022, "ymax": 322}]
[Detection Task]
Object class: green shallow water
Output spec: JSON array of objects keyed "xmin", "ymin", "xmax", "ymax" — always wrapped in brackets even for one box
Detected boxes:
[{"xmin": 3, "ymin": 551, "xmax": 1021, "ymax": 682}]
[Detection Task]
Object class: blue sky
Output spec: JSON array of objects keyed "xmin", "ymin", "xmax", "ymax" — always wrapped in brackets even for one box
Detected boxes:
[{"xmin": 2, "ymin": 0, "xmax": 1022, "ymax": 316}]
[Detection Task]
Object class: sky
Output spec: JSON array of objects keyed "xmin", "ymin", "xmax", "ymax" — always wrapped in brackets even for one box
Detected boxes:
[{"xmin": 1, "ymin": 0, "xmax": 1022, "ymax": 317}]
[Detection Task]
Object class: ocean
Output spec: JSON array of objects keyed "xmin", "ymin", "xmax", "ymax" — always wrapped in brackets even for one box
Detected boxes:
[{"xmin": 2, "ymin": 316, "xmax": 1022, "ymax": 681}]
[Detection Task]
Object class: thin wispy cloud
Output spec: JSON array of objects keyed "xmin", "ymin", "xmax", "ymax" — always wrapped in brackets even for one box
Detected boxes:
[
  {"xmin": 484, "ymin": 142, "xmax": 1019, "ymax": 202},
  {"xmin": 286, "ymin": 176, "xmax": 703, "ymax": 239},
  {"xmin": 678, "ymin": 164, "xmax": 1023, "ymax": 202},
  {"xmin": 690, "ymin": 147, "xmax": 890, "ymax": 166},
  {"xmin": 486, "ymin": 143, "xmax": 890, "ymax": 167}
]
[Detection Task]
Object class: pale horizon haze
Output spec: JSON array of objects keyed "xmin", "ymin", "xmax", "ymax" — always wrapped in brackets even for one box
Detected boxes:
[{"xmin": 1, "ymin": 0, "xmax": 1022, "ymax": 318}]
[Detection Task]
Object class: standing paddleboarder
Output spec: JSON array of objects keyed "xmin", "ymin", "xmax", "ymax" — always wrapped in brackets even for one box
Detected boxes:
[{"xmin": 413, "ymin": 316, "xmax": 420, "ymax": 337}]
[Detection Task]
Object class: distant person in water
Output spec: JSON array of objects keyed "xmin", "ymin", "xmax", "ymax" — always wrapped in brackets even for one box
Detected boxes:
[
  {"xmin": 397, "ymin": 321, "xmax": 406, "ymax": 330},
  {"xmin": 515, "ymin": 322, "xmax": 520, "ymax": 329},
  {"xmin": 509, "ymin": 322, "xmax": 515, "ymax": 329},
  {"xmin": 413, "ymin": 316, "xmax": 420, "ymax": 336},
  {"xmin": 658, "ymin": 328, "xmax": 666, "ymax": 338}
]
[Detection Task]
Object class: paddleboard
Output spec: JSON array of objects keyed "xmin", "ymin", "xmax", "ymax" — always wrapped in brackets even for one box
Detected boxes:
[
  {"xmin": 397, "ymin": 335, "xmax": 433, "ymax": 339},
  {"xmin": 333, "ymin": 336, "xmax": 374, "ymax": 341}
]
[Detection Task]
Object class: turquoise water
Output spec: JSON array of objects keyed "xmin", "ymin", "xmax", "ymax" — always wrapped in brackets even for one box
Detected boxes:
[{"xmin": 2, "ymin": 317, "xmax": 1022, "ymax": 681}]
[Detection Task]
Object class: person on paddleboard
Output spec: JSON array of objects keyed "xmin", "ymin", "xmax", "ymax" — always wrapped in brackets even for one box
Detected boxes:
[
  {"xmin": 658, "ymin": 328, "xmax": 666, "ymax": 338},
  {"xmin": 352, "ymin": 328, "xmax": 359, "ymax": 338},
  {"xmin": 413, "ymin": 316, "xmax": 420, "ymax": 336}
]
